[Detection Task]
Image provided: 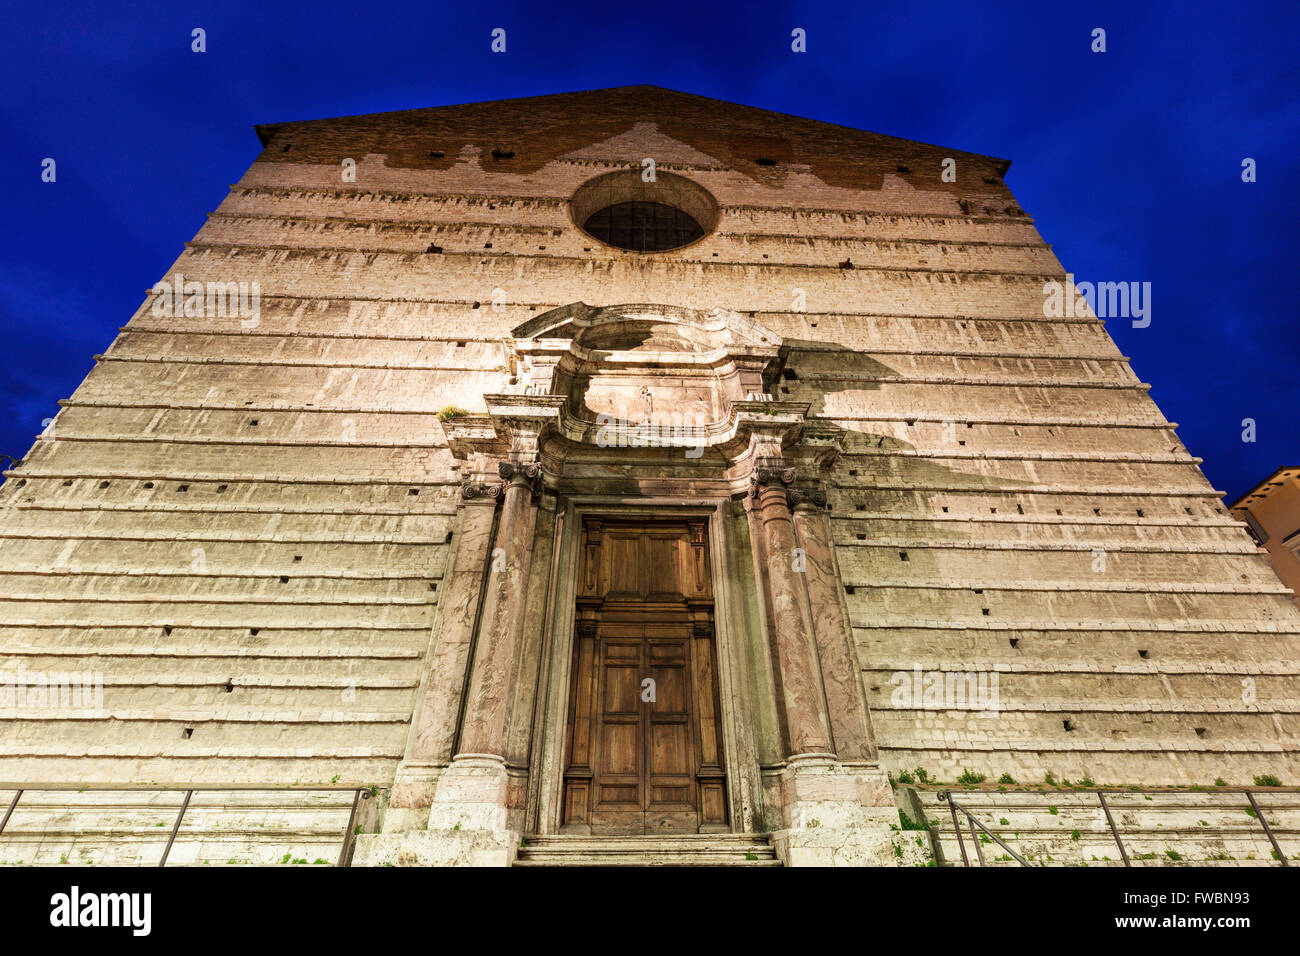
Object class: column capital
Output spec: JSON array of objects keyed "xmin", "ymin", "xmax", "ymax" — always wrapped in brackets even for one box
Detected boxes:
[
  {"xmin": 498, "ymin": 460, "xmax": 542, "ymax": 497},
  {"xmin": 788, "ymin": 481, "xmax": 828, "ymax": 511},
  {"xmin": 461, "ymin": 479, "xmax": 504, "ymax": 502},
  {"xmin": 751, "ymin": 458, "xmax": 800, "ymax": 507}
]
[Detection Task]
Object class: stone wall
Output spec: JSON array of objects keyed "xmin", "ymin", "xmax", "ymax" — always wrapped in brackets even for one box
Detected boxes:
[{"xmin": 1, "ymin": 87, "xmax": 1296, "ymax": 827}]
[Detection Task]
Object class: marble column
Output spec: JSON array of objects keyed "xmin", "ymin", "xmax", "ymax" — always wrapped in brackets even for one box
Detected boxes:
[
  {"xmin": 790, "ymin": 487, "xmax": 876, "ymax": 761},
  {"xmin": 748, "ymin": 463, "xmax": 897, "ymax": 868},
  {"xmin": 410, "ymin": 491, "xmax": 500, "ymax": 764},
  {"xmin": 456, "ymin": 460, "xmax": 541, "ymax": 760},
  {"xmin": 380, "ymin": 479, "xmax": 501, "ymax": 831},
  {"xmin": 752, "ymin": 467, "xmax": 834, "ymax": 757},
  {"xmin": 402, "ymin": 457, "xmax": 541, "ymax": 858}
]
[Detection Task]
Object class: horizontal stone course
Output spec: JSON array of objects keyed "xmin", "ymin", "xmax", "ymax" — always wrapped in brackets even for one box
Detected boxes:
[{"xmin": 1, "ymin": 87, "xmax": 1296, "ymax": 867}]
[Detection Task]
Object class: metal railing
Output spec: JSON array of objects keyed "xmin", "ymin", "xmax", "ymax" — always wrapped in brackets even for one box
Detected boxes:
[
  {"xmin": 937, "ymin": 787, "xmax": 1294, "ymax": 867},
  {"xmin": 0, "ymin": 784, "xmax": 375, "ymax": 867}
]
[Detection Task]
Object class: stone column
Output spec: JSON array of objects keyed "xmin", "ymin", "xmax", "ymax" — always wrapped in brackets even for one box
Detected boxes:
[
  {"xmin": 354, "ymin": 448, "xmax": 543, "ymax": 866},
  {"xmin": 382, "ymin": 486, "xmax": 501, "ymax": 831},
  {"xmin": 752, "ymin": 466, "xmax": 834, "ymax": 757},
  {"xmin": 747, "ymin": 455, "xmax": 897, "ymax": 868},
  {"xmin": 790, "ymin": 485, "xmax": 876, "ymax": 761},
  {"xmin": 456, "ymin": 459, "xmax": 541, "ymax": 759},
  {"xmin": 411, "ymin": 489, "xmax": 500, "ymax": 764},
  {"xmin": 416, "ymin": 454, "xmax": 541, "ymax": 860}
]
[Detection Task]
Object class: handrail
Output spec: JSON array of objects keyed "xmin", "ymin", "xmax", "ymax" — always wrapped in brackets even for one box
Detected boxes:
[
  {"xmin": 907, "ymin": 783, "xmax": 1300, "ymax": 794},
  {"xmin": 0, "ymin": 784, "xmax": 376, "ymax": 867},
  {"xmin": 0, "ymin": 783, "xmax": 374, "ymax": 792},
  {"xmin": 0, "ymin": 789, "xmax": 22, "ymax": 838},
  {"xmin": 1246, "ymin": 791, "xmax": 1289, "ymax": 867},
  {"xmin": 158, "ymin": 790, "xmax": 192, "ymax": 867},
  {"xmin": 935, "ymin": 786, "xmax": 1293, "ymax": 867},
  {"xmin": 338, "ymin": 788, "xmax": 365, "ymax": 867},
  {"xmin": 939, "ymin": 791, "xmax": 1036, "ymax": 867},
  {"xmin": 1096, "ymin": 790, "xmax": 1129, "ymax": 867}
]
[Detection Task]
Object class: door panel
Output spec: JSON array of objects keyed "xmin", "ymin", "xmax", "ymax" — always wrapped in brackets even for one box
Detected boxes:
[
  {"xmin": 595, "ymin": 637, "xmax": 641, "ymax": 828},
  {"xmin": 561, "ymin": 519, "xmax": 729, "ymax": 835}
]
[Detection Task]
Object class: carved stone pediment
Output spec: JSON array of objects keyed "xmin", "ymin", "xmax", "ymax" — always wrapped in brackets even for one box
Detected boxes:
[
  {"xmin": 443, "ymin": 304, "xmax": 844, "ymax": 492},
  {"xmin": 509, "ymin": 301, "xmax": 780, "ymax": 351},
  {"xmin": 499, "ymin": 302, "xmax": 794, "ymax": 457},
  {"xmin": 508, "ymin": 303, "xmax": 779, "ymax": 416}
]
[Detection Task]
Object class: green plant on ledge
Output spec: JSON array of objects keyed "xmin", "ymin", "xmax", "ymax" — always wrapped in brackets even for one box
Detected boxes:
[
  {"xmin": 437, "ymin": 405, "xmax": 470, "ymax": 422},
  {"xmin": 897, "ymin": 810, "xmax": 930, "ymax": 832}
]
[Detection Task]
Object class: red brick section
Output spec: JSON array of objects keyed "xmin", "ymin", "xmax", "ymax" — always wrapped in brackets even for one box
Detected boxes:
[{"xmin": 252, "ymin": 85, "xmax": 1012, "ymax": 198}]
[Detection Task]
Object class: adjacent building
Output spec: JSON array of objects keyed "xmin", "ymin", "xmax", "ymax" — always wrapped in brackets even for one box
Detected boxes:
[{"xmin": 1232, "ymin": 467, "xmax": 1300, "ymax": 608}]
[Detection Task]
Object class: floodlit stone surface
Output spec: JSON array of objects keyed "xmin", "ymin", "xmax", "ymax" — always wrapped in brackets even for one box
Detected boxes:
[{"xmin": 1, "ymin": 87, "xmax": 1297, "ymax": 866}]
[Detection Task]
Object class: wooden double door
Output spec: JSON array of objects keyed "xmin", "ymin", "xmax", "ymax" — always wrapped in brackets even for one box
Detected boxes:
[{"xmin": 561, "ymin": 519, "xmax": 729, "ymax": 834}]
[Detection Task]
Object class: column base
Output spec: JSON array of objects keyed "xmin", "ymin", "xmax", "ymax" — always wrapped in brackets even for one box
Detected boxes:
[
  {"xmin": 377, "ymin": 762, "xmax": 442, "ymax": 834},
  {"xmin": 768, "ymin": 756, "xmax": 902, "ymax": 867},
  {"xmin": 352, "ymin": 755, "xmax": 521, "ymax": 867}
]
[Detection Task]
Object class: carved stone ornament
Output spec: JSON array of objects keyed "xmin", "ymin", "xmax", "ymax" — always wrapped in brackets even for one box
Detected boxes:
[
  {"xmin": 751, "ymin": 462, "xmax": 800, "ymax": 503},
  {"xmin": 788, "ymin": 483, "xmax": 828, "ymax": 509},
  {"xmin": 498, "ymin": 460, "xmax": 543, "ymax": 495},
  {"xmin": 461, "ymin": 480, "xmax": 504, "ymax": 501}
]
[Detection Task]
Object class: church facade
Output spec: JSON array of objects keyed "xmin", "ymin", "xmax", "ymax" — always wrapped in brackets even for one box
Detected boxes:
[{"xmin": 2, "ymin": 87, "xmax": 1297, "ymax": 866}]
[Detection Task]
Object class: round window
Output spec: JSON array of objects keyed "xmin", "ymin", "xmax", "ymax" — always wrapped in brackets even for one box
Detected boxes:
[
  {"xmin": 570, "ymin": 170, "xmax": 717, "ymax": 253},
  {"xmin": 583, "ymin": 201, "xmax": 704, "ymax": 252}
]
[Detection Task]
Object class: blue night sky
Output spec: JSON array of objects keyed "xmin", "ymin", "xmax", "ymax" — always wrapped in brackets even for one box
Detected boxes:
[{"xmin": 1, "ymin": 1, "xmax": 1295, "ymax": 500}]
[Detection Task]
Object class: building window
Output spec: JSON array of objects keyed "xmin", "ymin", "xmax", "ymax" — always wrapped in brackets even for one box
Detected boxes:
[
  {"xmin": 1285, "ymin": 528, "xmax": 1300, "ymax": 560},
  {"xmin": 582, "ymin": 201, "xmax": 705, "ymax": 252},
  {"xmin": 570, "ymin": 169, "xmax": 718, "ymax": 254},
  {"xmin": 1242, "ymin": 511, "xmax": 1268, "ymax": 545}
]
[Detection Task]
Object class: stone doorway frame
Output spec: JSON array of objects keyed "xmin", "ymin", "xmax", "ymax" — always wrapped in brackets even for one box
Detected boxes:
[{"xmin": 523, "ymin": 495, "xmax": 769, "ymax": 836}]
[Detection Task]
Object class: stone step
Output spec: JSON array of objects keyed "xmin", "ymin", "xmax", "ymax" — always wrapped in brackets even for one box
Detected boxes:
[
  {"xmin": 0, "ymin": 789, "xmax": 365, "ymax": 866},
  {"xmin": 0, "ymin": 835, "xmax": 349, "ymax": 867},
  {"xmin": 514, "ymin": 833, "xmax": 782, "ymax": 867}
]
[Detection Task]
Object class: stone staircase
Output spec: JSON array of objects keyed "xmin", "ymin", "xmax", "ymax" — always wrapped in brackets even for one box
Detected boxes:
[
  {"xmin": 902, "ymin": 787, "xmax": 1300, "ymax": 866},
  {"xmin": 514, "ymin": 833, "xmax": 782, "ymax": 867},
  {"xmin": 0, "ymin": 788, "xmax": 368, "ymax": 866}
]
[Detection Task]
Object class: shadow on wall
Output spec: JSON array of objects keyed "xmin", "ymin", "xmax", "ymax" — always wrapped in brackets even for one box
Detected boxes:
[{"xmin": 779, "ymin": 340, "xmax": 1285, "ymax": 787}]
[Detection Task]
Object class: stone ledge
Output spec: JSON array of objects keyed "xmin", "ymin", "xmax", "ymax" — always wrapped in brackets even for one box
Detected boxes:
[{"xmin": 351, "ymin": 829, "xmax": 518, "ymax": 867}]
